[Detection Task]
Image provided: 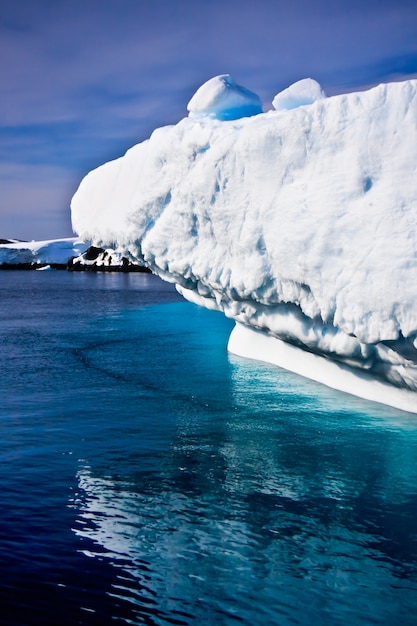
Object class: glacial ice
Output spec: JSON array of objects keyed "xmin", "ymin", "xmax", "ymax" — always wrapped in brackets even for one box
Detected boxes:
[{"xmin": 71, "ymin": 76, "xmax": 417, "ymax": 413}]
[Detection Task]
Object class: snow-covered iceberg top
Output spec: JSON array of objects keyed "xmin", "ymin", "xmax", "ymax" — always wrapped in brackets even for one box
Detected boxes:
[{"xmin": 71, "ymin": 75, "xmax": 417, "ymax": 413}]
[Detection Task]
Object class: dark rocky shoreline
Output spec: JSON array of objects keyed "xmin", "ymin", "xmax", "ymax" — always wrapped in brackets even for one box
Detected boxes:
[
  {"xmin": 66, "ymin": 246, "xmax": 150, "ymax": 272},
  {"xmin": 0, "ymin": 244, "xmax": 151, "ymax": 273}
]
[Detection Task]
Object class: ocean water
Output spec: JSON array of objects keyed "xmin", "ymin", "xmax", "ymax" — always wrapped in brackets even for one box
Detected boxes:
[{"xmin": 1, "ymin": 271, "xmax": 417, "ymax": 626}]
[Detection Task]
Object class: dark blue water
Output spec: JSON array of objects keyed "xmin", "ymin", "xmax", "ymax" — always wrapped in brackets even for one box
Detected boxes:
[{"xmin": 1, "ymin": 271, "xmax": 417, "ymax": 626}]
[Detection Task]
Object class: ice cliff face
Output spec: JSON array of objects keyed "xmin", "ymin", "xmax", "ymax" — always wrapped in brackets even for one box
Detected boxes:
[{"xmin": 71, "ymin": 75, "xmax": 417, "ymax": 410}]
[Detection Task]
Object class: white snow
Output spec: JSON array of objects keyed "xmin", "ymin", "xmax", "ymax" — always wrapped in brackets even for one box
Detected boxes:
[
  {"xmin": 272, "ymin": 78, "xmax": 326, "ymax": 110},
  {"xmin": 187, "ymin": 74, "xmax": 263, "ymax": 120},
  {"xmin": 0, "ymin": 237, "xmax": 88, "ymax": 266},
  {"xmin": 71, "ymin": 75, "xmax": 417, "ymax": 413}
]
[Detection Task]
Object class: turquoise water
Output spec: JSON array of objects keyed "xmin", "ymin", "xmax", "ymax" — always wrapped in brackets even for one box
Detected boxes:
[{"xmin": 1, "ymin": 271, "xmax": 417, "ymax": 625}]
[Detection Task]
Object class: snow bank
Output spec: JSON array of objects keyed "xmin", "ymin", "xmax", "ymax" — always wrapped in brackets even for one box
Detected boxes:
[{"xmin": 71, "ymin": 76, "xmax": 417, "ymax": 413}]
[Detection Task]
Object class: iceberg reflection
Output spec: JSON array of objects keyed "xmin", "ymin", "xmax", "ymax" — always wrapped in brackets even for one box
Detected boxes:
[{"xmin": 70, "ymin": 373, "xmax": 417, "ymax": 625}]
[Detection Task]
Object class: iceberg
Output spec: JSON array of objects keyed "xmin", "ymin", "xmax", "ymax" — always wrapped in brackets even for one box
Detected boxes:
[{"xmin": 71, "ymin": 76, "xmax": 417, "ymax": 414}]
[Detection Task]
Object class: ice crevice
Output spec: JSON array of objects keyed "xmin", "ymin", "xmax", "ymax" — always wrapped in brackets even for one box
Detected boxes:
[{"xmin": 71, "ymin": 74, "xmax": 417, "ymax": 413}]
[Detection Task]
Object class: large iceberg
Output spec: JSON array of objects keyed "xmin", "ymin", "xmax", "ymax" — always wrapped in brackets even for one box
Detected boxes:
[{"xmin": 71, "ymin": 75, "xmax": 417, "ymax": 414}]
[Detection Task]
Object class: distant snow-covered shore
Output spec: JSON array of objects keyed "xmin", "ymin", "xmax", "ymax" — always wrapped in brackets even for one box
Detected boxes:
[
  {"xmin": 0, "ymin": 237, "xmax": 88, "ymax": 269},
  {"xmin": 0, "ymin": 237, "xmax": 148, "ymax": 272}
]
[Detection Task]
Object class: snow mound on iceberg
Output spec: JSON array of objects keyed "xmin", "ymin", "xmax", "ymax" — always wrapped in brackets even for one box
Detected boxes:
[
  {"xmin": 272, "ymin": 78, "xmax": 326, "ymax": 110},
  {"xmin": 187, "ymin": 74, "xmax": 263, "ymax": 120},
  {"xmin": 71, "ymin": 76, "xmax": 417, "ymax": 413}
]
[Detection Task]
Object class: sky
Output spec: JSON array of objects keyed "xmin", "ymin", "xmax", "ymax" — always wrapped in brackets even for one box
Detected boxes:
[{"xmin": 1, "ymin": 0, "xmax": 417, "ymax": 241}]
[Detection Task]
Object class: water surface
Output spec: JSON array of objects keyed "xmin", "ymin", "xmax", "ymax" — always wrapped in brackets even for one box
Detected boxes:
[{"xmin": 1, "ymin": 271, "xmax": 417, "ymax": 625}]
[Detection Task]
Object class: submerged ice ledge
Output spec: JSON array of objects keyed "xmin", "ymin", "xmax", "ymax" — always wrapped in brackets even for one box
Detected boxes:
[
  {"xmin": 180, "ymin": 286, "xmax": 417, "ymax": 413},
  {"xmin": 228, "ymin": 323, "xmax": 417, "ymax": 415},
  {"xmin": 71, "ymin": 75, "xmax": 417, "ymax": 413}
]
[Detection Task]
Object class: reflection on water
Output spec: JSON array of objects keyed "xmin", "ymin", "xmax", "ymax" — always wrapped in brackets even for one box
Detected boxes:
[
  {"xmin": 70, "ymin": 350, "xmax": 417, "ymax": 625},
  {"xmin": 2, "ymin": 272, "xmax": 417, "ymax": 625}
]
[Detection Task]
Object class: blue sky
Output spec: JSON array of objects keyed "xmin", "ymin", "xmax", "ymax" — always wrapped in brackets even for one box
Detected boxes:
[{"xmin": 1, "ymin": 0, "xmax": 417, "ymax": 240}]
